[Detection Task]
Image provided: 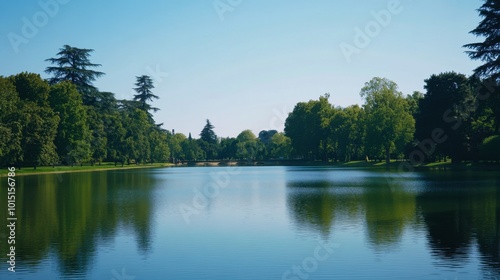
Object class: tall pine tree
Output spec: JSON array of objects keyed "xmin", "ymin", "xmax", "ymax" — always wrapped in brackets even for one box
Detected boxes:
[
  {"xmin": 464, "ymin": 0, "xmax": 500, "ymax": 80},
  {"xmin": 133, "ymin": 75, "xmax": 159, "ymax": 115},
  {"xmin": 45, "ymin": 45, "xmax": 104, "ymax": 105}
]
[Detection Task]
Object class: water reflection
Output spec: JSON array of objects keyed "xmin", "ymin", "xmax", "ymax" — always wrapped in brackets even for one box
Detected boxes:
[
  {"xmin": 286, "ymin": 173, "xmax": 417, "ymax": 248},
  {"xmin": 0, "ymin": 170, "xmax": 158, "ymax": 277},
  {"xmin": 0, "ymin": 167, "xmax": 498, "ymax": 279},
  {"xmin": 363, "ymin": 183, "xmax": 417, "ymax": 248},
  {"xmin": 286, "ymin": 181, "xmax": 338, "ymax": 237},
  {"xmin": 286, "ymin": 169, "xmax": 500, "ymax": 278},
  {"xmin": 416, "ymin": 172, "xmax": 500, "ymax": 276}
]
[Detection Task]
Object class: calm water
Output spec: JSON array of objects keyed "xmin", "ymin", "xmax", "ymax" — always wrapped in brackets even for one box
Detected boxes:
[{"xmin": 0, "ymin": 166, "xmax": 499, "ymax": 279}]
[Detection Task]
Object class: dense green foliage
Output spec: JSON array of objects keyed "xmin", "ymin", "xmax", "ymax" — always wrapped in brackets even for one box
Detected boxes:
[
  {"xmin": 0, "ymin": 45, "xmax": 172, "ymax": 167},
  {"xmin": 361, "ymin": 78, "xmax": 415, "ymax": 164},
  {"xmin": 464, "ymin": 0, "xmax": 500, "ymax": 134},
  {"xmin": 45, "ymin": 45, "xmax": 104, "ymax": 105},
  {"xmin": 2, "ymin": 65, "xmax": 496, "ymax": 166},
  {"xmin": 464, "ymin": 0, "xmax": 500, "ymax": 81},
  {"xmin": 283, "ymin": 74, "xmax": 498, "ymax": 164},
  {"xmin": 133, "ymin": 75, "xmax": 159, "ymax": 116}
]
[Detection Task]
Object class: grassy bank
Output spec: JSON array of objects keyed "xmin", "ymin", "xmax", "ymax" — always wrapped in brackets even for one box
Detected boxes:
[
  {"xmin": 1, "ymin": 160, "xmax": 498, "ymax": 177},
  {"xmin": 0, "ymin": 162, "xmax": 173, "ymax": 177},
  {"xmin": 332, "ymin": 160, "xmax": 500, "ymax": 170}
]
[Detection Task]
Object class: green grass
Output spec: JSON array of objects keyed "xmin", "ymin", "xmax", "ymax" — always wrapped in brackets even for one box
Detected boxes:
[
  {"xmin": 334, "ymin": 159, "xmax": 402, "ymax": 168},
  {"xmin": 1, "ymin": 159, "xmax": 497, "ymax": 177},
  {"xmin": 422, "ymin": 161, "xmax": 452, "ymax": 167},
  {"xmin": 0, "ymin": 162, "xmax": 173, "ymax": 177},
  {"xmin": 331, "ymin": 159, "xmax": 499, "ymax": 170}
]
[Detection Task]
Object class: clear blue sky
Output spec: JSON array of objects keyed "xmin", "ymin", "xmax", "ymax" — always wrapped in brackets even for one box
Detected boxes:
[{"xmin": 0, "ymin": 0, "xmax": 484, "ymax": 137}]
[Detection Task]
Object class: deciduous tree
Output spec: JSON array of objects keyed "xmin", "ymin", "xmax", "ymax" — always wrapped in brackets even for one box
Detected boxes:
[
  {"xmin": 49, "ymin": 81, "xmax": 92, "ymax": 165},
  {"xmin": 285, "ymin": 94, "xmax": 333, "ymax": 160},
  {"xmin": 361, "ymin": 77, "xmax": 415, "ymax": 164},
  {"xmin": 415, "ymin": 72, "xmax": 473, "ymax": 163}
]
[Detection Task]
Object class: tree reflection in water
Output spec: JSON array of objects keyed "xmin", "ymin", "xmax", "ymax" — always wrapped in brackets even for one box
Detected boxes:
[{"xmin": 0, "ymin": 170, "xmax": 158, "ymax": 277}]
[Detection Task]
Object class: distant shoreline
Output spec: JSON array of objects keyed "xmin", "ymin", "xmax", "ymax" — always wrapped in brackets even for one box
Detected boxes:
[{"xmin": 2, "ymin": 160, "xmax": 499, "ymax": 177}]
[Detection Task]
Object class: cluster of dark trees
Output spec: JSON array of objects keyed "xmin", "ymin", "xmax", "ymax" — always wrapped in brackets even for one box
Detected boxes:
[
  {"xmin": 284, "ymin": 0, "xmax": 500, "ymax": 164},
  {"xmin": 284, "ymin": 74, "xmax": 499, "ymax": 164}
]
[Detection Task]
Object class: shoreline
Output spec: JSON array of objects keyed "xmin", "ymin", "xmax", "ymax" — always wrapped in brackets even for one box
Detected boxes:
[
  {"xmin": 0, "ymin": 163, "xmax": 174, "ymax": 177},
  {"xmin": 1, "ymin": 160, "xmax": 499, "ymax": 177}
]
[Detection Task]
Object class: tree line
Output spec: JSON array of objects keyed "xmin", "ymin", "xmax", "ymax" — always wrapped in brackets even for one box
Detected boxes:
[
  {"xmin": 0, "ymin": 45, "xmax": 171, "ymax": 168},
  {"xmin": 0, "ymin": 45, "xmax": 293, "ymax": 168},
  {"xmin": 174, "ymin": 122, "xmax": 293, "ymax": 162},
  {"xmin": 284, "ymin": 74, "xmax": 499, "ymax": 164},
  {"xmin": 1, "ymin": 0, "xmax": 499, "ymax": 167}
]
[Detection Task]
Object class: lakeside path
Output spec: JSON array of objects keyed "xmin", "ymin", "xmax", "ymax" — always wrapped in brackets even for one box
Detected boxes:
[{"xmin": 0, "ymin": 163, "xmax": 174, "ymax": 177}]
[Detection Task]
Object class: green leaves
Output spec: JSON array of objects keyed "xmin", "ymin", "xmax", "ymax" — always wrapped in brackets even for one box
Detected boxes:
[
  {"xmin": 415, "ymin": 72, "xmax": 474, "ymax": 163},
  {"xmin": 361, "ymin": 77, "xmax": 415, "ymax": 163},
  {"xmin": 269, "ymin": 133, "xmax": 292, "ymax": 159},
  {"xmin": 10, "ymin": 72, "xmax": 50, "ymax": 106},
  {"xmin": 285, "ymin": 94, "xmax": 333, "ymax": 160},
  {"xmin": 464, "ymin": 0, "xmax": 500, "ymax": 80},
  {"xmin": 0, "ymin": 74, "xmax": 60, "ymax": 166},
  {"xmin": 133, "ymin": 75, "xmax": 159, "ymax": 115},
  {"xmin": 45, "ymin": 45, "xmax": 104, "ymax": 103},
  {"xmin": 236, "ymin": 130, "xmax": 260, "ymax": 160},
  {"xmin": 49, "ymin": 81, "xmax": 91, "ymax": 164},
  {"xmin": 283, "ymin": 79, "xmax": 415, "ymax": 163},
  {"xmin": 200, "ymin": 119, "xmax": 217, "ymax": 144}
]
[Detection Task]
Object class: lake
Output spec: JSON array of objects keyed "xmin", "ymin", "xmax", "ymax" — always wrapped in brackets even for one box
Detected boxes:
[{"xmin": 1, "ymin": 166, "xmax": 499, "ymax": 279}]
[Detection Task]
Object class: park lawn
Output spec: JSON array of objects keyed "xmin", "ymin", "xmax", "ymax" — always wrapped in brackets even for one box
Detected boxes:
[
  {"xmin": 337, "ymin": 160, "xmax": 402, "ymax": 168},
  {"xmin": 0, "ymin": 162, "xmax": 173, "ymax": 177}
]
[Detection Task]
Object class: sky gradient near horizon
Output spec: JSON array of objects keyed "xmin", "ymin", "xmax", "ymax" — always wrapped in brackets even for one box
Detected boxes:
[{"xmin": 1, "ymin": 0, "xmax": 484, "ymax": 137}]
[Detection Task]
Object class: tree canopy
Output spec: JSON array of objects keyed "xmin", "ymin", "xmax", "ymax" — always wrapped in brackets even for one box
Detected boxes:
[
  {"xmin": 361, "ymin": 77, "xmax": 415, "ymax": 164},
  {"xmin": 133, "ymin": 75, "xmax": 159, "ymax": 115},
  {"xmin": 464, "ymin": 0, "xmax": 500, "ymax": 80},
  {"xmin": 45, "ymin": 45, "xmax": 105, "ymax": 105}
]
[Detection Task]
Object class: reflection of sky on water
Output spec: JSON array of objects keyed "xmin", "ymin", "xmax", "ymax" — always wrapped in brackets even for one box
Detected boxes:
[{"xmin": 0, "ymin": 167, "xmax": 498, "ymax": 279}]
